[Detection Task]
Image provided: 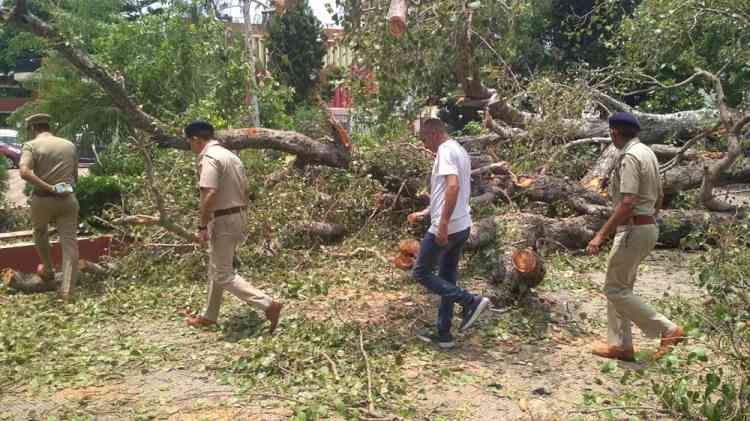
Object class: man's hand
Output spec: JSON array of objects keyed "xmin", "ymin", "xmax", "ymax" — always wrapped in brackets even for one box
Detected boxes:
[
  {"xmin": 435, "ymin": 224, "xmax": 448, "ymax": 246},
  {"xmin": 197, "ymin": 228, "xmax": 209, "ymax": 245},
  {"xmin": 407, "ymin": 211, "xmax": 425, "ymax": 225},
  {"xmin": 586, "ymin": 234, "xmax": 605, "ymax": 256}
]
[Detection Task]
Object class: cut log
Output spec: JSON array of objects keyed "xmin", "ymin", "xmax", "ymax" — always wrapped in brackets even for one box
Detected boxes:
[
  {"xmin": 513, "ymin": 175, "xmax": 610, "ymax": 218},
  {"xmin": 2, "ymin": 268, "xmax": 59, "ymax": 293},
  {"xmin": 295, "ymin": 222, "xmax": 346, "ymax": 243},
  {"xmin": 506, "ymin": 248, "xmax": 546, "ymax": 289},
  {"xmin": 488, "ymin": 248, "xmax": 546, "ymax": 305},
  {"xmin": 465, "ymin": 216, "xmax": 497, "ymax": 250},
  {"xmin": 2, "ymin": 259, "xmax": 116, "ymax": 293},
  {"xmin": 580, "ymin": 144, "xmax": 619, "ymax": 194},
  {"xmin": 399, "ymin": 239, "xmax": 420, "ymax": 257},
  {"xmin": 386, "ymin": 0, "xmax": 407, "ymax": 37},
  {"xmin": 393, "ymin": 253, "xmax": 414, "ymax": 271}
]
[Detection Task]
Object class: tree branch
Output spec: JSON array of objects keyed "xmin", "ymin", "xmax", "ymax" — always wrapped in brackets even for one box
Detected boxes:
[{"xmin": 131, "ymin": 136, "xmax": 196, "ymax": 242}]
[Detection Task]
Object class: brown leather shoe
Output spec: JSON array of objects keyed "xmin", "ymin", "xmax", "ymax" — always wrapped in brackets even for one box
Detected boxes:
[
  {"xmin": 265, "ymin": 301, "xmax": 283, "ymax": 334},
  {"xmin": 654, "ymin": 326, "xmax": 685, "ymax": 359},
  {"xmin": 591, "ymin": 340, "xmax": 636, "ymax": 362},
  {"xmin": 185, "ymin": 316, "xmax": 217, "ymax": 328}
]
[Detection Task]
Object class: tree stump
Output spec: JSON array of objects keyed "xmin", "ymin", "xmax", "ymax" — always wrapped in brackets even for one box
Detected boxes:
[
  {"xmin": 508, "ymin": 248, "xmax": 546, "ymax": 289},
  {"xmin": 490, "ymin": 248, "xmax": 546, "ymax": 291}
]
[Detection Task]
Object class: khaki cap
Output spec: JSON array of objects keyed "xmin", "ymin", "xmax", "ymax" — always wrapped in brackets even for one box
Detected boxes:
[{"xmin": 25, "ymin": 113, "xmax": 52, "ymax": 128}]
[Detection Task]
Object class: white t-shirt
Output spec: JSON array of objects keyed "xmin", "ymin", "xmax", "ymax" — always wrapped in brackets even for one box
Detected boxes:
[{"xmin": 428, "ymin": 139, "xmax": 472, "ymax": 235}]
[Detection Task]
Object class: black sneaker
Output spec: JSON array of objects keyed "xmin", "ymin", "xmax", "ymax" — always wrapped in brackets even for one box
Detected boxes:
[
  {"xmin": 416, "ymin": 329, "xmax": 456, "ymax": 349},
  {"xmin": 460, "ymin": 297, "xmax": 491, "ymax": 332}
]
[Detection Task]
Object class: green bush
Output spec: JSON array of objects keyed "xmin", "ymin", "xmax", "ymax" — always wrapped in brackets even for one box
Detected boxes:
[
  {"xmin": 75, "ymin": 175, "xmax": 123, "ymax": 218},
  {"xmin": 89, "ymin": 142, "xmax": 144, "ymax": 177},
  {"xmin": 652, "ymin": 222, "xmax": 750, "ymax": 420}
]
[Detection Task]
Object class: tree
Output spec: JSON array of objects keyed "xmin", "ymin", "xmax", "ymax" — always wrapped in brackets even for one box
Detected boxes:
[{"xmin": 266, "ymin": 0, "xmax": 326, "ymax": 103}]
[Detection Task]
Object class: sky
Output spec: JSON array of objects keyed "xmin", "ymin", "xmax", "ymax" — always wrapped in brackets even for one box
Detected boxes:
[
  {"xmin": 309, "ymin": 0, "xmax": 337, "ymax": 25},
  {"xmin": 223, "ymin": 0, "xmax": 339, "ymax": 26}
]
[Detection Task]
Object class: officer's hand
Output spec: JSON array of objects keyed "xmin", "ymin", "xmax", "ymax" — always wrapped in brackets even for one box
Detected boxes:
[
  {"xmin": 197, "ymin": 228, "xmax": 209, "ymax": 245},
  {"xmin": 586, "ymin": 235, "xmax": 604, "ymax": 256},
  {"xmin": 407, "ymin": 212, "xmax": 424, "ymax": 225}
]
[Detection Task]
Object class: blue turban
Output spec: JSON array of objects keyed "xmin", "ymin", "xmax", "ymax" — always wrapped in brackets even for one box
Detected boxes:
[{"xmin": 608, "ymin": 112, "xmax": 640, "ymax": 131}]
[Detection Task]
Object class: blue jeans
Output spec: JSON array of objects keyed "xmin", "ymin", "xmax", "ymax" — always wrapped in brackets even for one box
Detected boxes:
[{"xmin": 412, "ymin": 228, "xmax": 475, "ymax": 334}]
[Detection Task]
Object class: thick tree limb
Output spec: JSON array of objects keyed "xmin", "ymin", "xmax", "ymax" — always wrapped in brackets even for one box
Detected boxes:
[
  {"xmin": 591, "ymin": 89, "xmax": 720, "ymax": 144},
  {"xmin": 217, "ymin": 128, "xmax": 351, "ymax": 168},
  {"xmin": 694, "ymin": 70, "xmax": 748, "ymax": 212},
  {"xmin": 456, "ymin": 2, "xmax": 492, "ymax": 100},
  {"xmin": 133, "ymin": 136, "xmax": 196, "ymax": 242}
]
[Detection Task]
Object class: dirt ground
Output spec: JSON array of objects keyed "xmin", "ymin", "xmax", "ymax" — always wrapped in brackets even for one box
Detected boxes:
[{"xmin": 0, "ymin": 249, "xmax": 703, "ymax": 420}]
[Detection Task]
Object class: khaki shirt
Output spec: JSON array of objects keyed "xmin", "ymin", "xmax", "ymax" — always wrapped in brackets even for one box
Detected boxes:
[
  {"xmin": 19, "ymin": 132, "xmax": 78, "ymax": 188},
  {"xmin": 197, "ymin": 141, "xmax": 248, "ymax": 213},
  {"xmin": 609, "ymin": 138, "xmax": 662, "ymax": 216}
]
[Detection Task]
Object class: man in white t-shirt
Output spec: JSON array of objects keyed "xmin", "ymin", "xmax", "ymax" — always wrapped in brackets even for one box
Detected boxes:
[{"xmin": 407, "ymin": 118, "xmax": 490, "ymax": 349}]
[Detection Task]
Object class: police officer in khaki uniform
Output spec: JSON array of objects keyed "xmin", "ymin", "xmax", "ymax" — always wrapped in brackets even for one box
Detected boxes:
[
  {"xmin": 586, "ymin": 112, "xmax": 684, "ymax": 361},
  {"xmin": 183, "ymin": 121, "xmax": 283, "ymax": 334},
  {"xmin": 18, "ymin": 113, "xmax": 80, "ymax": 298}
]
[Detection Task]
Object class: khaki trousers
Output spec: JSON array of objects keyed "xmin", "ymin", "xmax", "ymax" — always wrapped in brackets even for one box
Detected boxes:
[
  {"xmin": 202, "ymin": 211, "xmax": 273, "ymax": 322},
  {"xmin": 604, "ymin": 224, "xmax": 676, "ymax": 348},
  {"xmin": 30, "ymin": 195, "xmax": 79, "ymax": 295}
]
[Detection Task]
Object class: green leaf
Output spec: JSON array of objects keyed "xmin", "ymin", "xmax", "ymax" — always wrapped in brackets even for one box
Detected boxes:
[
  {"xmin": 600, "ymin": 361, "xmax": 616, "ymax": 374},
  {"xmin": 688, "ymin": 346, "xmax": 708, "ymax": 362}
]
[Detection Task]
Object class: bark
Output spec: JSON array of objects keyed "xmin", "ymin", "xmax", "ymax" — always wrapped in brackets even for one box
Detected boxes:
[
  {"xmin": 464, "ymin": 210, "xmax": 735, "ymax": 252},
  {"xmin": 660, "ymin": 160, "xmax": 750, "ymax": 201},
  {"xmin": 456, "ymin": 3, "xmax": 493, "ymax": 100},
  {"xmin": 241, "ymin": 0, "xmax": 261, "ymax": 127},
  {"xmin": 696, "ymin": 69, "xmax": 750, "ymax": 212},
  {"xmin": 490, "ymin": 249, "xmax": 546, "ymax": 290},
  {"xmin": 295, "ymin": 222, "xmax": 346, "ymax": 243},
  {"xmin": 2, "ymin": 1, "xmax": 351, "ymax": 169},
  {"xmin": 479, "ymin": 88, "xmax": 720, "ymax": 147},
  {"xmin": 2, "ymin": 260, "xmax": 116, "ymax": 294},
  {"xmin": 650, "ymin": 144, "xmax": 700, "ymax": 161},
  {"xmin": 465, "ymin": 216, "xmax": 497, "ymax": 250},
  {"xmin": 592, "ymin": 90, "xmax": 720, "ymax": 144},
  {"xmin": 386, "ymin": 0, "xmax": 407, "ymax": 37},
  {"xmin": 513, "ymin": 175, "xmax": 611, "ymax": 218}
]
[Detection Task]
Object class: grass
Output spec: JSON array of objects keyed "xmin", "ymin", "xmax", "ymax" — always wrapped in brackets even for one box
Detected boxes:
[{"xmin": 2, "ymin": 145, "xmax": 738, "ymax": 420}]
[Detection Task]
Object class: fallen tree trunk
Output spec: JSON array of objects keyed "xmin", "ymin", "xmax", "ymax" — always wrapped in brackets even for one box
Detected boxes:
[
  {"xmin": 2, "ymin": 260, "xmax": 116, "ymax": 293},
  {"xmin": 591, "ymin": 90, "xmax": 720, "ymax": 144},
  {"xmin": 466, "ymin": 210, "xmax": 734, "ymax": 252},
  {"xmin": 513, "ymin": 175, "xmax": 611, "ymax": 218}
]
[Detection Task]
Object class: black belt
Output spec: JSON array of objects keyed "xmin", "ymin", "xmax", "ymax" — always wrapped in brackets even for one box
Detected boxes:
[
  {"xmin": 214, "ymin": 206, "xmax": 246, "ymax": 218},
  {"xmin": 32, "ymin": 190, "xmax": 57, "ymax": 197}
]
